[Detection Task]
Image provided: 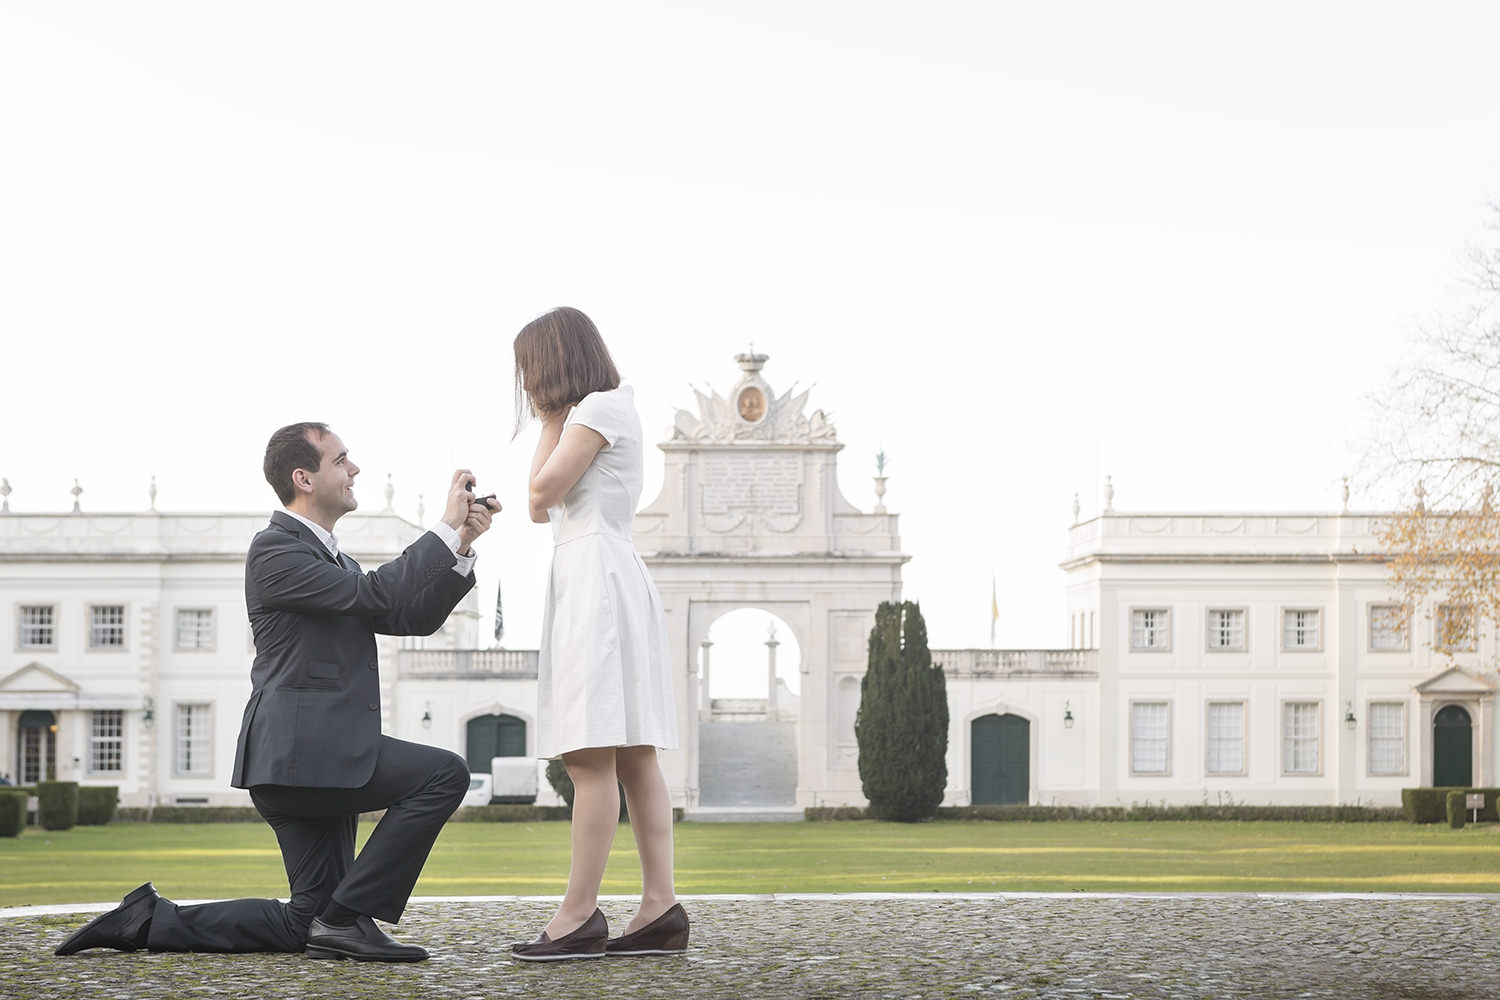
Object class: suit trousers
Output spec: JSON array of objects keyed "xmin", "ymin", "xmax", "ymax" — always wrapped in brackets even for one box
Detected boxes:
[{"xmin": 147, "ymin": 736, "xmax": 469, "ymax": 953}]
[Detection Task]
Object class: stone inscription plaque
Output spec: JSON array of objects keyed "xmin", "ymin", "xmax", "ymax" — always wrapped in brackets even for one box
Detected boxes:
[{"xmin": 700, "ymin": 455, "xmax": 803, "ymax": 531}]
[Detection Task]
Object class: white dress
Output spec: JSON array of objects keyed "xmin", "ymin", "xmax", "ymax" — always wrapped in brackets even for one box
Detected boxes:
[{"xmin": 535, "ymin": 385, "xmax": 680, "ymax": 759}]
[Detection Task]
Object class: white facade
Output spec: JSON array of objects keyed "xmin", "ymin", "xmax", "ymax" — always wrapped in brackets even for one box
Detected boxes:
[
  {"xmin": 0, "ymin": 509, "xmax": 483, "ymax": 807},
  {"xmin": 1048, "ymin": 510, "xmax": 1495, "ymax": 807},
  {"xmin": 3, "ymin": 362, "xmax": 1492, "ymax": 812}
]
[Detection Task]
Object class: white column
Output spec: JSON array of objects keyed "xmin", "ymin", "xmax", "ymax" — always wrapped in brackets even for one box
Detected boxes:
[
  {"xmin": 699, "ymin": 639, "xmax": 714, "ymax": 720},
  {"xmin": 766, "ymin": 624, "xmax": 780, "ymax": 719}
]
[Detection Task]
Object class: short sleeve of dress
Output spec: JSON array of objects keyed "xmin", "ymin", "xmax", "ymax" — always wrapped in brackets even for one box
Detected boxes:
[{"xmin": 566, "ymin": 388, "xmax": 629, "ymax": 447}]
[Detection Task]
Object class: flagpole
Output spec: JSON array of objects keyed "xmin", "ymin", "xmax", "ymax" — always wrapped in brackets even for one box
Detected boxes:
[{"xmin": 990, "ymin": 573, "xmax": 998, "ymax": 649}]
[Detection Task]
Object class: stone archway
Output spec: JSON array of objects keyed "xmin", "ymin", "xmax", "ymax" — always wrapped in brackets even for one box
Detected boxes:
[{"xmin": 634, "ymin": 352, "xmax": 908, "ymax": 809}]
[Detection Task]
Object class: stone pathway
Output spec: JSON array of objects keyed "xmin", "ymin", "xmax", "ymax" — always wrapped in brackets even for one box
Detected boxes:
[{"xmin": 5, "ymin": 893, "xmax": 1498, "ymax": 998}]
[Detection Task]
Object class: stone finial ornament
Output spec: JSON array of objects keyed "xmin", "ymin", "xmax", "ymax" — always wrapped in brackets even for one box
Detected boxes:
[
  {"xmin": 71, "ymin": 479, "xmax": 83, "ymax": 513},
  {"xmin": 1103, "ymin": 475, "xmax": 1114, "ymax": 513},
  {"xmin": 149, "ymin": 476, "xmax": 158, "ymax": 512},
  {"xmin": 385, "ymin": 474, "xmax": 395, "ymax": 512},
  {"xmin": 0, "ymin": 478, "xmax": 10, "ymax": 514}
]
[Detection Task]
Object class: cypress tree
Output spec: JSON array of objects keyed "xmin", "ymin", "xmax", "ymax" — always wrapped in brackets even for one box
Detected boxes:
[{"xmin": 855, "ymin": 600, "xmax": 949, "ymax": 821}]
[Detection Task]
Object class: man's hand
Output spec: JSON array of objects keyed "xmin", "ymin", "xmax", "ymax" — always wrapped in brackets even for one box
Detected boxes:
[
  {"xmin": 459, "ymin": 496, "xmax": 496, "ymax": 553},
  {"xmin": 442, "ymin": 470, "xmax": 476, "ymax": 532}
]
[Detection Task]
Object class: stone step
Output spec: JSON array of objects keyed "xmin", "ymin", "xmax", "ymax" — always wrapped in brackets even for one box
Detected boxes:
[{"xmin": 685, "ymin": 806, "xmax": 805, "ymax": 822}]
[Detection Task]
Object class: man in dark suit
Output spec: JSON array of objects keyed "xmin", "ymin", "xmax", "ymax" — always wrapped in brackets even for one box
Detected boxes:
[{"xmin": 57, "ymin": 422, "xmax": 495, "ymax": 962}]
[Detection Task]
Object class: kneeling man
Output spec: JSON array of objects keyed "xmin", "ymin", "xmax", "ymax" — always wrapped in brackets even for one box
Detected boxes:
[{"xmin": 57, "ymin": 422, "xmax": 495, "ymax": 962}]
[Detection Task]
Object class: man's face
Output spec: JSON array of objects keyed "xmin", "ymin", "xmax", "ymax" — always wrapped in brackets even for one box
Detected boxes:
[{"xmin": 303, "ymin": 431, "xmax": 360, "ymax": 520}]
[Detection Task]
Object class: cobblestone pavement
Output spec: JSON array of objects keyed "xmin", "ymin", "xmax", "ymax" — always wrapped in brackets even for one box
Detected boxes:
[{"xmin": 5, "ymin": 893, "xmax": 1498, "ymax": 999}]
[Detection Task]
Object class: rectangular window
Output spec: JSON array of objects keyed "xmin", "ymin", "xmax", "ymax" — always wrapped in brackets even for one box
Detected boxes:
[
  {"xmin": 1369, "ymin": 604, "xmax": 1409, "ymax": 652},
  {"xmin": 1436, "ymin": 604, "xmax": 1477, "ymax": 652},
  {"xmin": 1206, "ymin": 702, "xmax": 1245, "ymax": 774},
  {"xmin": 1131, "ymin": 609, "xmax": 1170, "ymax": 651},
  {"xmin": 1206, "ymin": 609, "xmax": 1246, "ymax": 651},
  {"xmin": 19, "ymin": 605, "xmax": 56, "ymax": 649},
  {"xmin": 176, "ymin": 609, "xmax": 216, "ymax": 651},
  {"xmin": 1282, "ymin": 702, "xmax": 1320, "ymax": 774},
  {"xmin": 89, "ymin": 710, "xmax": 124, "ymax": 773},
  {"xmin": 1130, "ymin": 702, "xmax": 1170, "ymax": 774},
  {"xmin": 90, "ymin": 605, "xmax": 126, "ymax": 649},
  {"xmin": 1368, "ymin": 702, "xmax": 1406, "ymax": 776},
  {"xmin": 174, "ymin": 703, "xmax": 212, "ymax": 775},
  {"xmin": 1282, "ymin": 609, "xmax": 1320, "ymax": 651}
]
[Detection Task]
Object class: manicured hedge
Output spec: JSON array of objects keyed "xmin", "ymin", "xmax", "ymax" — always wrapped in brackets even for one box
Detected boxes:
[
  {"xmin": 0, "ymin": 791, "xmax": 26, "ymax": 837},
  {"xmin": 115, "ymin": 807, "xmax": 266, "ymax": 824},
  {"xmin": 37, "ymin": 781, "xmax": 78, "ymax": 831},
  {"xmin": 76, "ymin": 786, "xmax": 119, "ymax": 826},
  {"xmin": 806, "ymin": 804, "xmax": 1406, "ymax": 822},
  {"xmin": 1402, "ymin": 788, "xmax": 1499, "ymax": 824},
  {"xmin": 1446, "ymin": 790, "xmax": 1469, "ymax": 829},
  {"xmin": 448, "ymin": 804, "xmax": 573, "ymax": 823}
]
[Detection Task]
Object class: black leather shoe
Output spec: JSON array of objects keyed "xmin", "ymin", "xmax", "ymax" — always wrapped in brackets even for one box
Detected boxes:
[
  {"xmin": 606, "ymin": 903, "xmax": 689, "ymax": 956},
  {"xmin": 55, "ymin": 882, "xmax": 162, "ymax": 956},
  {"xmin": 305, "ymin": 915, "xmax": 428, "ymax": 962},
  {"xmin": 511, "ymin": 908, "xmax": 608, "ymax": 962}
]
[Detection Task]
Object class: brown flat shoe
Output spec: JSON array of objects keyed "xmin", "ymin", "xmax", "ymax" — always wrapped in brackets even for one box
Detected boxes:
[
  {"xmin": 511, "ymin": 908, "xmax": 608, "ymax": 962},
  {"xmin": 606, "ymin": 903, "xmax": 689, "ymax": 956}
]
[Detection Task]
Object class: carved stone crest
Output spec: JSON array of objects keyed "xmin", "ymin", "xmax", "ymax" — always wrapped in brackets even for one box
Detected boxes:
[{"xmin": 671, "ymin": 351, "xmax": 838, "ymax": 445}]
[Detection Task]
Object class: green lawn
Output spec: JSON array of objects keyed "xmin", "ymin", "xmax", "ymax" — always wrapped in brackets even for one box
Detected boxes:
[{"xmin": 3, "ymin": 820, "xmax": 1499, "ymax": 907}]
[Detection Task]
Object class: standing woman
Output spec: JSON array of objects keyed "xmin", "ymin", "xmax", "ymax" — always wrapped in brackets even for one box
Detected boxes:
[{"xmin": 510, "ymin": 307, "xmax": 687, "ymax": 962}]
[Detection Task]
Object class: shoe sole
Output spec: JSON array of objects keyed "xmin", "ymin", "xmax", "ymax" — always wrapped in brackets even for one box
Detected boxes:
[
  {"xmin": 606, "ymin": 948, "xmax": 688, "ymax": 957},
  {"xmin": 510, "ymin": 950, "xmax": 607, "ymax": 962},
  {"xmin": 305, "ymin": 946, "xmax": 427, "ymax": 962}
]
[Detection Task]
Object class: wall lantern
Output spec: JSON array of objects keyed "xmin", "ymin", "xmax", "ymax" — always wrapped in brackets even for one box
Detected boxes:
[
  {"xmin": 421, "ymin": 703, "xmax": 433, "ymax": 729},
  {"xmin": 142, "ymin": 697, "xmax": 155, "ymax": 728},
  {"xmin": 1344, "ymin": 701, "xmax": 1357, "ymax": 731},
  {"xmin": 1063, "ymin": 701, "xmax": 1075, "ymax": 729}
]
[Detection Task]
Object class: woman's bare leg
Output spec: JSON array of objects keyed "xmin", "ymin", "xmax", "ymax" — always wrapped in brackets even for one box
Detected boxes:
[
  {"xmin": 615, "ymin": 744, "xmax": 677, "ymax": 933},
  {"xmin": 547, "ymin": 747, "xmax": 619, "ymax": 937}
]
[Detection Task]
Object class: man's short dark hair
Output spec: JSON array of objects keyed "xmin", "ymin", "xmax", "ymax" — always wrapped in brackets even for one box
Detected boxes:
[{"xmin": 264, "ymin": 423, "xmax": 330, "ymax": 505}]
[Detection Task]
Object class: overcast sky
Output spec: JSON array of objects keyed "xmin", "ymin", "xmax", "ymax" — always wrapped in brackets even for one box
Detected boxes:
[{"xmin": 5, "ymin": 2, "xmax": 1500, "ymax": 695}]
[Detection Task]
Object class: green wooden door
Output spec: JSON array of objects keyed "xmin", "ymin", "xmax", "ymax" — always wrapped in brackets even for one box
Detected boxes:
[
  {"xmin": 1433, "ymin": 705, "xmax": 1473, "ymax": 787},
  {"xmin": 971, "ymin": 713, "xmax": 1029, "ymax": 805},
  {"xmin": 465, "ymin": 714, "xmax": 527, "ymax": 772}
]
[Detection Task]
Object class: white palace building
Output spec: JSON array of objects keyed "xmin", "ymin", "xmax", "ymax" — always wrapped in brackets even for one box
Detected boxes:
[{"xmin": 0, "ymin": 354, "xmax": 1493, "ymax": 813}]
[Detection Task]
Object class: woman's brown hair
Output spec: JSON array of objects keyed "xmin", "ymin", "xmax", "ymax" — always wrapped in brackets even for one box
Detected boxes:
[{"xmin": 513, "ymin": 306, "xmax": 621, "ymax": 436}]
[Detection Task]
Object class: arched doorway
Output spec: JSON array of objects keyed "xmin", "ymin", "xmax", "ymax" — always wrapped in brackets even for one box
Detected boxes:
[
  {"xmin": 465, "ymin": 713, "xmax": 526, "ymax": 773},
  {"xmin": 972, "ymin": 713, "xmax": 1029, "ymax": 805},
  {"xmin": 1433, "ymin": 705, "xmax": 1473, "ymax": 787},
  {"xmin": 17, "ymin": 710, "xmax": 57, "ymax": 784},
  {"xmin": 696, "ymin": 609, "xmax": 801, "ymax": 808}
]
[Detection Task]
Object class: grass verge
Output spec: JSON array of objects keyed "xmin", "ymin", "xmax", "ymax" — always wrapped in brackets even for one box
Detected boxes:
[{"xmin": 3, "ymin": 819, "xmax": 1499, "ymax": 906}]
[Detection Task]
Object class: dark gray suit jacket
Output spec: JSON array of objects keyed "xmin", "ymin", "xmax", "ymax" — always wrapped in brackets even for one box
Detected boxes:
[{"xmin": 230, "ymin": 510, "xmax": 474, "ymax": 789}]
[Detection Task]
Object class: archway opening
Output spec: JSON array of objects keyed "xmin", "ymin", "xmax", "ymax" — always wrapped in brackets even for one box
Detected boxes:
[
  {"xmin": 696, "ymin": 609, "xmax": 801, "ymax": 808},
  {"xmin": 700, "ymin": 608, "xmax": 802, "ymax": 708},
  {"xmin": 1433, "ymin": 704, "xmax": 1473, "ymax": 787}
]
